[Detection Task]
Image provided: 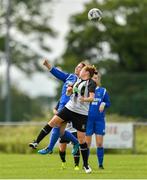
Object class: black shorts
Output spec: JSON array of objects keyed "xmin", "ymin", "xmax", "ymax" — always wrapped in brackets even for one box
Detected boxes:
[
  {"xmin": 59, "ymin": 132, "xmax": 77, "ymax": 144},
  {"xmin": 57, "ymin": 107, "xmax": 88, "ymax": 132}
]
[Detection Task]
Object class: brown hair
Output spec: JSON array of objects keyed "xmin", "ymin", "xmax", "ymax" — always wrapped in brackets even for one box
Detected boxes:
[
  {"xmin": 79, "ymin": 60, "xmax": 89, "ymax": 67},
  {"xmin": 83, "ymin": 65, "xmax": 97, "ymax": 78}
]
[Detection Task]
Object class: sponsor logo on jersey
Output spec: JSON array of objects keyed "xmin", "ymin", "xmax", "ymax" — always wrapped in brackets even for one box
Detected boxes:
[
  {"xmin": 91, "ymin": 98, "xmax": 102, "ymax": 105},
  {"xmin": 82, "ymin": 124, "xmax": 85, "ymax": 130}
]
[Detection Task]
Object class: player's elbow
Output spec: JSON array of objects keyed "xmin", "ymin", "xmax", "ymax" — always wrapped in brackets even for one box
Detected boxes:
[{"xmin": 106, "ymin": 101, "xmax": 111, "ymax": 108}]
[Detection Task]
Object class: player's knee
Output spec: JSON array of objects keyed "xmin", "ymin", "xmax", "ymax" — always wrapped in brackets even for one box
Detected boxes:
[
  {"xmin": 77, "ymin": 132, "xmax": 85, "ymax": 144},
  {"xmin": 48, "ymin": 116, "xmax": 61, "ymax": 127},
  {"xmin": 78, "ymin": 138, "xmax": 85, "ymax": 144},
  {"xmin": 48, "ymin": 121, "xmax": 56, "ymax": 127},
  {"xmin": 86, "ymin": 141, "xmax": 91, "ymax": 147},
  {"xmin": 97, "ymin": 142, "xmax": 103, "ymax": 147},
  {"xmin": 59, "ymin": 146, "xmax": 66, "ymax": 152}
]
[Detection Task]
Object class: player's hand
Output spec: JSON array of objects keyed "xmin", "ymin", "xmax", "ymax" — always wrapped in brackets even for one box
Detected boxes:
[
  {"xmin": 67, "ymin": 86, "xmax": 73, "ymax": 92},
  {"xmin": 99, "ymin": 102, "xmax": 105, "ymax": 112},
  {"xmin": 53, "ymin": 108, "xmax": 58, "ymax": 115},
  {"xmin": 43, "ymin": 59, "xmax": 52, "ymax": 70},
  {"xmin": 79, "ymin": 96, "xmax": 85, "ymax": 102},
  {"xmin": 66, "ymin": 86, "xmax": 73, "ymax": 96}
]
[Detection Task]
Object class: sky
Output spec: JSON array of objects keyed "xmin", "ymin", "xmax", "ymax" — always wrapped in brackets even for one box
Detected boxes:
[{"xmin": 1, "ymin": 0, "xmax": 90, "ymax": 97}]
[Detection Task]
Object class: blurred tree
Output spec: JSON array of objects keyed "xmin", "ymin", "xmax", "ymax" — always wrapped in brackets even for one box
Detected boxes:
[
  {"xmin": 0, "ymin": 0, "xmax": 57, "ymax": 74},
  {"xmin": 0, "ymin": 0, "xmax": 58, "ymax": 121},
  {"xmin": 0, "ymin": 85, "xmax": 51, "ymax": 122},
  {"xmin": 102, "ymin": 73, "xmax": 147, "ymax": 119},
  {"xmin": 54, "ymin": 0, "xmax": 147, "ymax": 119},
  {"xmin": 59, "ymin": 0, "xmax": 147, "ymax": 73}
]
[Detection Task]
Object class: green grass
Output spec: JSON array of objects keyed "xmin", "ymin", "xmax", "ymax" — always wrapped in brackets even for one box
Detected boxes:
[{"xmin": 0, "ymin": 154, "xmax": 147, "ymax": 179}]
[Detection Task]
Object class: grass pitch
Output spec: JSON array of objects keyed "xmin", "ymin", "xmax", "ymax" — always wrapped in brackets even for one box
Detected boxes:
[{"xmin": 0, "ymin": 153, "xmax": 147, "ymax": 179}]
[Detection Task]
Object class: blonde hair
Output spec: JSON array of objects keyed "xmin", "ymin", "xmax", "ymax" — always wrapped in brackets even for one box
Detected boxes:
[{"xmin": 79, "ymin": 60, "xmax": 89, "ymax": 67}]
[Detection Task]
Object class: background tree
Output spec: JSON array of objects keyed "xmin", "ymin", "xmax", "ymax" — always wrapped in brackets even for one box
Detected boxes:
[
  {"xmin": 56, "ymin": 0, "xmax": 147, "ymax": 119},
  {"xmin": 0, "ymin": 85, "xmax": 46, "ymax": 121},
  {"xmin": 0, "ymin": 0, "xmax": 56, "ymax": 74},
  {"xmin": 0, "ymin": 0, "xmax": 57, "ymax": 121},
  {"xmin": 59, "ymin": 0, "xmax": 147, "ymax": 73}
]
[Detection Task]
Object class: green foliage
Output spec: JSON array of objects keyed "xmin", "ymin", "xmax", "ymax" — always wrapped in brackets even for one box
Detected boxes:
[
  {"xmin": 0, "ymin": 86, "xmax": 47, "ymax": 122},
  {"xmin": 60, "ymin": 0, "xmax": 147, "ymax": 72},
  {"xmin": 103, "ymin": 73, "xmax": 147, "ymax": 119}
]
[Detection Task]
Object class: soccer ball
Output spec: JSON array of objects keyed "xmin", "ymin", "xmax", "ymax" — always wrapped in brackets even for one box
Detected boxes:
[{"xmin": 88, "ymin": 8, "xmax": 102, "ymax": 22}]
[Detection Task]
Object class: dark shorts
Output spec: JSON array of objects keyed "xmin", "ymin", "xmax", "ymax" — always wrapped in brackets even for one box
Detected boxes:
[
  {"xmin": 57, "ymin": 107, "xmax": 88, "ymax": 132},
  {"xmin": 59, "ymin": 132, "xmax": 77, "ymax": 144}
]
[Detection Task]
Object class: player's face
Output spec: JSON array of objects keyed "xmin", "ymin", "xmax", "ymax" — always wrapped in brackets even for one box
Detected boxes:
[
  {"xmin": 92, "ymin": 74, "xmax": 99, "ymax": 86},
  {"xmin": 79, "ymin": 68, "xmax": 90, "ymax": 80},
  {"xmin": 75, "ymin": 63, "xmax": 84, "ymax": 76}
]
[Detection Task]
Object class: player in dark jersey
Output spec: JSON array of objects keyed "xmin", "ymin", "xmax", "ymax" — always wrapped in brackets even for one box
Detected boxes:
[
  {"xmin": 86, "ymin": 72, "xmax": 110, "ymax": 169},
  {"xmin": 29, "ymin": 64, "xmax": 96, "ymax": 173}
]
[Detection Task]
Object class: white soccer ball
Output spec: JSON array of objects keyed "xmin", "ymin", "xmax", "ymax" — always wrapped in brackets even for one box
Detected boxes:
[{"xmin": 88, "ymin": 8, "xmax": 102, "ymax": 22}]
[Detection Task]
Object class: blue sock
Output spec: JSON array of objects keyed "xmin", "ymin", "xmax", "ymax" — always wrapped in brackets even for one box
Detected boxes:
[
  {"xmin": 62, "ymin": 130, "xmax": 78, "ymax": 144},
  {"xmin": 97, "ymin": 147, "xmax": 104, "ymax": 166},
  {"xmin": 47, "ymin": 127, "xmax": 60, "ymax": 151}
]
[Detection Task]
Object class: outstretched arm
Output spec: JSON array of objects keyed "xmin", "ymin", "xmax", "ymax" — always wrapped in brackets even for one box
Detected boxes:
[{"xmin": 43, "ymin": 59, "xmax": 70, "ymax": 82}]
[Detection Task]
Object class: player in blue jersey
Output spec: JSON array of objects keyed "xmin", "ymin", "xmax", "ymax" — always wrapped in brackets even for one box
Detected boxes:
[{"xmin": 86, "ymin": 71, "xmax": 110, "ymax": 169}]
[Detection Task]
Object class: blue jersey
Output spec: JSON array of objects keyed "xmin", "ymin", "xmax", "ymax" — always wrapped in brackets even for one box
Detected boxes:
[
  {"xmin": 86, "ymin": 87, "xmax": 110, "ymax": 136},
  {"xmin": 50, "ymin": 67, "xmax": 77, "ymax": 111},
  {"xmin": 88, "ymin": 87, "xmax": 110, "ymax": 120}
]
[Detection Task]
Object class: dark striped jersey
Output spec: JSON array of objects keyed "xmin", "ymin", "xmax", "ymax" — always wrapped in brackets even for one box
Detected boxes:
[{"xmin": 65, "ymin": 77, "xmax": 96, "ymax": 115}]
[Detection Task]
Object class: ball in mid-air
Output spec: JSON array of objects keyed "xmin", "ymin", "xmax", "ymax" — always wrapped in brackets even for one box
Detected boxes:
[{"xmin": 88, "ymin": 8, "xmax": 102, "ymax": 22}]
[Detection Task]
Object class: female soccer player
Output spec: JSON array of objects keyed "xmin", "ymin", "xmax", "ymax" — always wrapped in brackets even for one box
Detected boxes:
[
  {"xmin": 86, "ymin": 72, "xmax": 111, "ymax": 169},
  {"xmin": 29, "ymin": 64, "xmax": 96, "ymax": 173}
]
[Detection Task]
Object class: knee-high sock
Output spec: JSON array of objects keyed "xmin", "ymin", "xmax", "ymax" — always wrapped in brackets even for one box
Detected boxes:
[
  {"xmin": 59, "ymin": 151, "xmax": 66, "ymax": 162},
  {"xmin": 47, "ymin": 127, "xmax": 60, "ymax": 151},
  {"xmin": 36, "ymin": 124, "xmax": 52, "ymax": 144},
  {"xmin": 97, "ymin": 147, "xmax": 104, "ymax": 166},
  {"xmin": 61, "ymin": 131, "xmax": 78, "ymax": 145},
  {"xmin": 80, "ymin": 143, "xmax": 89, "ymax": 167},
  {"xmin": 73, "ymin": 149, "xmax": 80, "ymax": 166}
]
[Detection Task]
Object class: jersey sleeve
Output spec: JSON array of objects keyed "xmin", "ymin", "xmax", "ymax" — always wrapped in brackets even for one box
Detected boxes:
[
  {"xmin": 88, "ymin": 79, "xmax": 96, "ymax": 93},
  {"xmin": 103, "ymin": 90, "xmax": 111, "ymax": 108},
  {"xmin": 50, "ymin": 67, "xmax": 70, "ymax": 82}
]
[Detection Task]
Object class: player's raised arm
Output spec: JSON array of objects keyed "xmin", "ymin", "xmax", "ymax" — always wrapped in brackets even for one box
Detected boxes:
[{"xmin": 43, "ymin": 59, "xmax": 70, "ymax": 82}]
